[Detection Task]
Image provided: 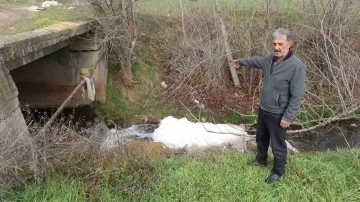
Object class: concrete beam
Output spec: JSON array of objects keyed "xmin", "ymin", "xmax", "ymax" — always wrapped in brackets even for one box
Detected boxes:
[{"xmin": 0, "ymin": 21, "xmax": 95, "ymax": 71}]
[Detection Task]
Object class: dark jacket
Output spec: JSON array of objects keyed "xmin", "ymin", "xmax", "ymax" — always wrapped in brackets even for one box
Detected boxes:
[{"xmin": 237, "ymin": 52, "xmax": 306, "ymax": 122}]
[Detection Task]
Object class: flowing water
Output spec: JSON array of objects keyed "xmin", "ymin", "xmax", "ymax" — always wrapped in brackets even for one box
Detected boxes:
[
  {"xmin": 287, "ymin": 120, "xmax": 360, "ymax": 152},
  {"xmin": 104, "ymin": 119, "xmax": 360, "ymax": 152},
  {"xmin": 26, "ymin": 107, "xmax": 360, "ymax": 152}
]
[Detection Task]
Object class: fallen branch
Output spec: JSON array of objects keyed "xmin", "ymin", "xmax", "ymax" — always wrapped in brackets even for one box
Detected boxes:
[
  {"xmin": 40, "ymin": 49, "xmax": 106, "ymax": 133},
  {"xmin": 180, "ymin": 101, "xmax": 252, "ymax": 136},
  {"xmin": 223, "ymin": 104, "xmax": 360, "ymax": 134},
  {"xmin": 40, "ymin": 79, "xmax": 86, "ymax": 134},
  {"xmin": 180, "ymin": 101, "xmax": 200, "ymax": 122},
  {"xmin": 222, "ymin": 104, "xmax": 257, "ymax": 117},
  {"xmin": 291, "ymin": 115, "xmax": 359, "ymax": 127},
  {"xmin": 180, "ymin": 102, "xmax": 299, "ymax": 152},
  {"xmin": 288, "ymin": 107, "xmax": 360, "ymax": 134},
  {"xmin": 286, "ymin": 140, "xmax": 299, "ymax": 153}
]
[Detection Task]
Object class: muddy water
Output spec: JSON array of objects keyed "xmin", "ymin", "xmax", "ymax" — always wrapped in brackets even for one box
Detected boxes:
[
  {"xmin": 23, "ymin": 106, "xmax": 98, "ymax": 129},
  {"xmin": 287, "ymin": 120, "xmax": 360, "ymax": 152}
]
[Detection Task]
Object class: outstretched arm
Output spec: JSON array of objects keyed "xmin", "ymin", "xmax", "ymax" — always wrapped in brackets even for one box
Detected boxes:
[{"xmin": 234, "ymin": 56, "xmax": 265, "ymax": 70}]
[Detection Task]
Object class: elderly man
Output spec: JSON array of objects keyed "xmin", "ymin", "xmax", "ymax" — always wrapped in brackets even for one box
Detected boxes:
[{"xmin": 233, "ymin": 28, "xmax": 306, "ymax": 184}]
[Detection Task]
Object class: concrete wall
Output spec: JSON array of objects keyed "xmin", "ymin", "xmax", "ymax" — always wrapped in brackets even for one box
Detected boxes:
[
  {"xmin": 0, "ymin": 61, "xmax": 28, "ymax": 136},
  {"xmin": 69, "ymin": 31, "xmax": 108, "ymax": 104}
]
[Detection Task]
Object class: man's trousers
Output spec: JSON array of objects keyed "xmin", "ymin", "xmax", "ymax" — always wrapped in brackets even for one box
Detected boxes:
[{"xmin": 256, "ymin": 107, "xmax": 287, "ymax": 175}]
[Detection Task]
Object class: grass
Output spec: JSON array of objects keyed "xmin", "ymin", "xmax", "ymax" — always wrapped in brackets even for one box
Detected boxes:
[
  {"xmin": 92, "ymin": 53, "xmax": 160, "ymax": 126},
  {"xmin": 146, "ymin": 149, "xmax": 360, "ymax": 201},
  {"xmin": 9, "ymin": 176, "xmax": 87, "ymax": 202},
  {"xmin": 0, "ymin": 4, "xmax": 88, "ymax": 35},
  {"xmin": 93, "ymin": 29, "xmax": 200, "ymax": 126},
  {"xmin": 293, "ymin": 105, "xmax": 354, "ymax": 123},
  {"xmin": 93, "ymin": 52, "xmax": 187, "ymax": 126},
  {"xmin": 0, "ymin": 0, "xmax": 73, "ymax": 4},
  {"xmin": 222, "ymin": 111, "xmax": 258, "ymax": 124},
  {"xmin": 222, "ymin": 111, "xmax": 241, "ymax": 124},
  {"xmin": 7, "ymin": 148, "xmax": 360, "ymax": 201},
  {"xmin": 136, "ymin": 0, "xmax": 302, "ymax": 13},
  {"xmin": 1, "ymin": 0, "xmax": 359, "ymax": 201},
  {"xmin": 93, "ymin": 0, "xmax": 306, "ymax": 126}
]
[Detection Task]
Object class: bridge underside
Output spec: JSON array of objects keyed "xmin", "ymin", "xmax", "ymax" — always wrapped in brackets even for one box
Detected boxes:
[
  {"xmin": 10, "ymin": 33, "xmax": 108, "ymax": 108},
  {"xmin": 0, "ymin": 21, "xmax": 108, "ymax": 137}
]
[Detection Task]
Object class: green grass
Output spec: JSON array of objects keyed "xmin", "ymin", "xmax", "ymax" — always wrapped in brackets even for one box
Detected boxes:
[
  {"xmin": 222, "ymin": 111, "xmax": 241, "ymax": 124},
  {"xmin": 138, "ymin": 0, "xmax": 287, "ymax": 11},
  {"xmin": 0, "ymin": 5, "xmax": 88, "ymax": 35},
  {"xmin": 136, "ymin": 0, "xmax": 308, "ymax": 14},
  {"xmin": 9, "ymin": 176, "xmax": 87, "ymax": 202},
  {"xmin": 93, "ymin": 52, "xmax": 181, "ymax": 126},
  {"xmin": 7, "ymin": 148, "xmax": 360, "ymax": 201},
  {"xmin": 0, "ymin": 0, "xmax": 73, "ymax": 4},
  {"xmin": 294, "ymin": 105, "xmax": 350, "ymax": 123},
  {"xmin": 146, "ymin": 149, "xmax": 360, "ymax": 201},
  {"xmin": 137, "ymin": 0, "xmax": 253, "ymax": 11},
  {"xmin": 93, "ymin": 31, "xmax": 201, "ymax": 126},
  {"xmin": 222, "ymin": 111, "xmax": 257, "ymax": 125}
]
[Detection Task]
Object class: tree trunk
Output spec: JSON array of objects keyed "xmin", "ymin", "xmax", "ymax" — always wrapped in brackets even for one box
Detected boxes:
[
  {"xmin": 115, "ymin": 36, "xmax": 136, "ymax": 86},
  {"xmin": 88, "ymin": 0, "xmax": 136, "ymax": 86},
  {"xmin": 120, "ymin": 61, "xmax": 133, "ymax": 87},
  {"xmin": 213, "ymin": 0, "xmax": 240, "ymax": 87}
]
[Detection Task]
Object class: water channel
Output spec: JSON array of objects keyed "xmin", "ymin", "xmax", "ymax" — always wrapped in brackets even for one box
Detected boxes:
[
  {"xmin": 287, "ymin": 120, "xmax": 360, "ymax": 152},
  {"xmin": 25, "ymin": 106, "xmax": 360, "ymax": 152}
]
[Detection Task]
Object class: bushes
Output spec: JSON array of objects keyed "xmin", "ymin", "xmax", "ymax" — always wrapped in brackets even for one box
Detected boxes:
[{"xmin": 136, "ymin": 0, "xmax": 360, "ymax": 128}]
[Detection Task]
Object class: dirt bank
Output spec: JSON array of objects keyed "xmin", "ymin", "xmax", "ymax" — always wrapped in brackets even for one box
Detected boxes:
[{"xmin": 0, "ymin": 4, "xmax": 32, "ymax": 29}]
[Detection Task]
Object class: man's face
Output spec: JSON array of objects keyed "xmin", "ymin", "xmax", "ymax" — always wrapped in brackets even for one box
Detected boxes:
[{"xmin": 272, "ymin": 36, "xmax": 292, "ymax": 59}]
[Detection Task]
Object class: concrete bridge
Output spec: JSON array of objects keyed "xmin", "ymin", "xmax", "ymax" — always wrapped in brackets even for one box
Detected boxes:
[{"xmin": 0, "ymin": 21, "xmax": 108, "ymax": 135}]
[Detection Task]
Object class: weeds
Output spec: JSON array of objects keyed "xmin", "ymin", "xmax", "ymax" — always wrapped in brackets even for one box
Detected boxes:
[
  {"xmin": 1, "ymin": 108, "xmax": 166, "ymax": 201},
  {"xmin": 222, "ymin": 111, "xmax": 241, "ymax": 124}
]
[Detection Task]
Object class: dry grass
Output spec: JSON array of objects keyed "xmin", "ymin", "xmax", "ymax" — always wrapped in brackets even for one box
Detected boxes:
[{"xmin": 0, "ymin": 106, "xmax": 174, "ymax": 199}]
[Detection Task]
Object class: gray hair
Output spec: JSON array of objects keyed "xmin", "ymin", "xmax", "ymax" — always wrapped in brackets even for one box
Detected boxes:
[{"xmin": 272, "ymin": 28, "xmax": 292, "ymax": 42}]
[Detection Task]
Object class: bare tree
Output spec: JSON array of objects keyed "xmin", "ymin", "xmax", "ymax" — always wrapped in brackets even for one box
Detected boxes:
[
  {"xmin": 290, "ymin": 0, "xmax": 360, "ymax": 131},
  {"xmin": 213, "ymin": 0, "xmax": 240, "ymax": 87},
  {"xmin": 136, "ymin": 0, "xmax": 360, "ymax": 132},
  {"xmin": 87, "ymin": 0, "xmax": 137, "ymax": 86}
]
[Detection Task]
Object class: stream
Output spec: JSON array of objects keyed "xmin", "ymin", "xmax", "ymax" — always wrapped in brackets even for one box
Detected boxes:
[
  {"xmin": 100, "ymin": 118, "xmax": 360, "ymax": 152},
  {"xmin": 287, "ymin": 120, "xmax": 360, "ymax": 152},
  {"xmin": 26, "ymin": 106, "xmax": 360, "ymax": 152}
]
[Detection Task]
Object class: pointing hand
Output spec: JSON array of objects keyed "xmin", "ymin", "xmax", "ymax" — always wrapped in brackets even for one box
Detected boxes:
[{"xmin": 233, "ymin": 60, "xmax": 241, "ymax": 69}]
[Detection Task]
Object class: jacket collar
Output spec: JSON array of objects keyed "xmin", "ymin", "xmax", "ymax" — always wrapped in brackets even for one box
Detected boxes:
[{"xmin": 273, "ymin": 50, "xmax": 293, "ymax": 62}]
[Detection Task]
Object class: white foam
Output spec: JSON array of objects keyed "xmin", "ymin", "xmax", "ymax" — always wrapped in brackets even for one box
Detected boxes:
[{"xmin": 151, "ymin": 116, "xmax": 248, "ymax": 149}]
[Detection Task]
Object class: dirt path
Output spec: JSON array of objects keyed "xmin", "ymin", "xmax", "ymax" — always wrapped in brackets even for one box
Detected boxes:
[{"xmin": 0, "ymin": 4, "xmax": 32, "ymax": 29}]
